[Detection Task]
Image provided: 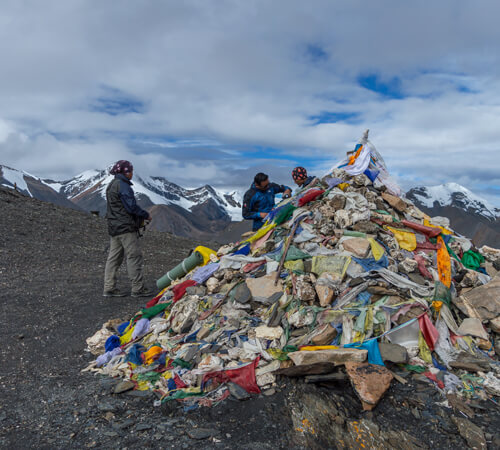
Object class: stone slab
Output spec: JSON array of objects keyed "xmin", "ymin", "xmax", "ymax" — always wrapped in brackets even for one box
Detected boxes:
[{"xmin": 288, "ymin": 348, "xmax": 367, "ymax": 366}]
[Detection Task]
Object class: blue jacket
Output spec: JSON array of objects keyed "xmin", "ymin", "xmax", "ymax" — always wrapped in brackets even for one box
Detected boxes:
[
  {"xmin": 242, "ymin": 182, "xmax": 291, "ymax": 230},
  {"xmin": 106, "ymin": 174, "xmax": 149, "ymax": 236}
]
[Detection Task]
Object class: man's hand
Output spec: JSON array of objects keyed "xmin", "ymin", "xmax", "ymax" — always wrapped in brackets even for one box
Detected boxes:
[
  {"xmin": 259, "ymin": 212, "xmax": 268, "ymax": 219},
  {"xmin": 283, "ymin": 189, "xmax": 292, "ymax": 199}
]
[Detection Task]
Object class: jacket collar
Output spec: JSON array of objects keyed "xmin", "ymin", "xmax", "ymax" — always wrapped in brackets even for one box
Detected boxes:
[
  {"xmin": 251, "ymin": 182, "xmax": 267, "ymax": 191},
  {"xmin": 116, "ymin": 173, "xmax": 133, "ymax": 185}
]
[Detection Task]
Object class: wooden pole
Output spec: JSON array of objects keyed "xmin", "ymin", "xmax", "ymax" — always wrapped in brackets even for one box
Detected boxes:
[{"xmin": 274, "ymin": 220, "xmax": 300, "ymax": 285}]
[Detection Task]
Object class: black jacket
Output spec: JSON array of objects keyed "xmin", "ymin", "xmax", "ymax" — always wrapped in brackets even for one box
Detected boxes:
[{"xmin": 105, "ymin": 174, "xmax": 149, "ymax": 237}]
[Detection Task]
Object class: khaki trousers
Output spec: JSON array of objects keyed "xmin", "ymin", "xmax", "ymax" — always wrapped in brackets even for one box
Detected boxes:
[{"xmin": 104, "ymin": 232, "xmax": 144, "ymax": 293}]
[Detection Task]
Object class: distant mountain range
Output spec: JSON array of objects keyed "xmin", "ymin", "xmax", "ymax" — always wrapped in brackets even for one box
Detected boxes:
[
  {"xmin": 0, "ymin": 164, "xmax": 245, "ymax": 239},
  {"xmin": 2, "ymin": 163, "xmax": 499, "ymax": 246},
  {"xmin": 406, "ymin": 182, "xmax": 500, "ymax": 247}
]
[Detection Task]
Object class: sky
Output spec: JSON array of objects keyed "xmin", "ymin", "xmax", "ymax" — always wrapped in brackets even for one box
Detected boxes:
[{"xmin": 1, "ymin": 0, "xmax": 499, "ymax": 205}]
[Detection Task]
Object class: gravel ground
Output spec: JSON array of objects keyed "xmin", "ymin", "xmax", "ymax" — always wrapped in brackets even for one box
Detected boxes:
[{"xmin": 1, "ymin": 186, "xmax": 499, "ymax": 449}]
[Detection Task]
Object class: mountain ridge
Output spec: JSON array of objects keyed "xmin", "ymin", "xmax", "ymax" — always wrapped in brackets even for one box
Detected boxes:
[
  {"xmin": 3, "ymin": 162, "xmax": 499, "ymax": 246},
  {"xmin": 406, "ymin": 182, "xmax": 500, "ymax": 247},
  {"xmin": 0, "ymin": 164, "xmax": 245, "ymax": 239}
]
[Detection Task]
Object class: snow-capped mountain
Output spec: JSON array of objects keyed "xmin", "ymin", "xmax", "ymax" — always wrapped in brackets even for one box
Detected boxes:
[
  {"xmin": 0, "ymin": 164, "xmax": 83, "ymax": 211},
  {"xmin": 406, "ymin": 182, "xmax": 500, "ymax": 247},
  {"xmin": 406, "ymin": 182, "xmax": 499, "ymax": 222},
  {"xmin": 42, "ymin": 168, "xmax": 242, "ymax": 221},
  {"xmin": 1, "ymin": 163, "xmax": 244, "ymax": 238}
]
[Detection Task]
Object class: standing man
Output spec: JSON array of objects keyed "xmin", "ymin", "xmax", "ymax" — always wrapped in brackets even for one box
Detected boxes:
[
  {"xmin": 242, "ymin": 172, "xmax": 291, "ymax": 231},
  {"xmin": 292, "ymin": 166, "xmax": 317, "ymax": 188},
  {"xmin": 103, "ymin": 160, "xmax": 153, "ymax": 297}
]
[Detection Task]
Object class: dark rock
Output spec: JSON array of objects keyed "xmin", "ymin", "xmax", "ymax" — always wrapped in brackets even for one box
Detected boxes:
[
  {"xmin": 449, "ymin": 359, "xmax": 490, "ymax": 373},
  {"xmin": 200, "ymin": 344, "xmax": 222, "ymax": 354},
  {"xmin": 186, "ymin": 428, "xmax": 215, "ymax": 440},
  {"xmin": 305, "ymin": 372, "xmax": 347, "ymax": 383},
  {"xmin": 228, "ymin": 382, "xmax": 250, "ymax": 400},
  {"xmin": 232, "ymin": 283, "xmax": 252, "ymax": 304},
  {"xmin": 182, "ymin": 346, "xmax": 199, "ymax": 362},
  {"xmin": 135, "ymin": 423, "xmax": 153, "ymax": 432},
  {"xmin": 112, "ymin": 419, "xmax": 134, "ymax": 430},
  {"xmin": 102, "ymin": 431, "xmax": 119, "ymax": 437},
  {"xmin": 125, "ymin": 389, "xmax": 153, "ymax": 398},
  {"xmin": 274, "ymin": 362, "xmax": 337, "ymax": 377},
  {"xmin": 266, "ymin": 291, "xmax": 283, "ymax": 304},
  {"xmin": 98, "ymin": 402, "xmax": 117, "ymax": 412},
  {"xmin": 185, "ymin": 285, "xmax": 206, "ymax": 296},
  {"xmin": 113, "ymin": 380, "xmax": 135, "ymax": 394},
  {"xmin": 352, "ymin": 220, "xmax": 379, "ymax": 234},
  {"xmin": 330, "ymin": 195, "xmax": 346, "ymax": 210},
  {"xmin": 451, "ymin": 416, "xmax": 487, "ymax": 449},
  {"xmin": 378, "ymin": 342, "xmax": 408, "ymax": 364},
  {"xmin": 447, "ymin": 394, "xmax": 474, "ymax": 419},
  {"xmin": 408, "ymin": 272, "xmax": 427, "ymax": 285},
  {"xmin": 267, "ymin": 307, "xmax": 284, "ymax": 328},
  {"xmin": 311, "ymin": 324, "xmax": 338, "ymax": 346}
]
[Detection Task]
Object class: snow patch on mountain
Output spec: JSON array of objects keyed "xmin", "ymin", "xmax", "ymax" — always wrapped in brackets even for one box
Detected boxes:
[
  {"xmin": 408, "ymin": 182, "xmax": 498, "ymax": 221},
  {"xmin": 0, "ymin": 165, "xmax": 31, "ymax": 195},
  {"xmin": 2, "ymin": 162, "xmax": 243, "ymax": 221},
  {"xmin": 41, "ymin": 167, "xmax": 243, "ymax": 220}
]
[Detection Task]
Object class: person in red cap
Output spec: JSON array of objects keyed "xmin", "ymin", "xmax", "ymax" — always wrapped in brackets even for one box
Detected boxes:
[
  {"xmin": 292, "ymin": 166, "xmax": 317, "ymax": 188},
  {"xmin": 103, "ymin": 160, "xmax": 153, "ymax": 298}
]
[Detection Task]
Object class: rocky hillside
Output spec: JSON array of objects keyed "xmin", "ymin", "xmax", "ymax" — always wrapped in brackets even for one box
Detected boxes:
[{"xmin": 407, "ymin": 183, "xmax": 500, "ymax": 247}]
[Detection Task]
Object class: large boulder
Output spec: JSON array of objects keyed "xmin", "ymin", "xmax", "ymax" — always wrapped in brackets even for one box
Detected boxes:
[
  {"xmin": 345, "ymin": 362, "xmax": 393, "ymax": 411},
  {"xmin": 245, "ymin": 274, "xmax": 283, "ymax": 303},
  {"xmin": 342, "ymin": 238, "xmax": 370, "ymax": 258},
  {"xmin": 453, "ymin": 274, "xmax": 500, "ymax": 321}
]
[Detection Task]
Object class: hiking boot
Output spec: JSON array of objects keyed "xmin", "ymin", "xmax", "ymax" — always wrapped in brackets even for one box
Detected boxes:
[
  {"xmin": 131, "ymin": 287, "xmax": 154, "ymax": 298},
  {"xmin": 103, "ymin": 288, "xmax": 127, "ymax": 297}
]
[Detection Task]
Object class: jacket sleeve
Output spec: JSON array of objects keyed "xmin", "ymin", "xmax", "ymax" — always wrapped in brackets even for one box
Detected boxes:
[
  {"xmin": 242, "ymin": 189, "xmax": 261, "ymax": 220},
  {"xmin": 269, "ymin": 182, "xmax": 291, "ymax": 194},
  {"xmin": 119, "ymin": 181, "xmax": 149, "ymax": 219}
]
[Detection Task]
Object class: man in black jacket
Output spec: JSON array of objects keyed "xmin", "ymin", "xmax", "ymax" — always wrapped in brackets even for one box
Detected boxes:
[{"xmin": 103, "ymin": 160, "xmax": 153, "ymax": 297}]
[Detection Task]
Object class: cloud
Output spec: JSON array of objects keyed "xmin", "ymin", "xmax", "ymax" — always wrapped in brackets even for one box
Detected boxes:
[{"xmin": 0, "ymin": 0, "xmax": 500, "ymax": 205}]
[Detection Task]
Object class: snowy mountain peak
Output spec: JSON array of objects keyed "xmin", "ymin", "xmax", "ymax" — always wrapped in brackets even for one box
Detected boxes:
[
  {"xmin": 41, "ymin": 167, "xmax": 242, "ymax": 221},
  {"xmin": 406, "ymin": 182, "xmax": 498, "ymax": 221},
  {"xmin": 0, "ymin": 164, "xmax": 33, "ymax": 196}
]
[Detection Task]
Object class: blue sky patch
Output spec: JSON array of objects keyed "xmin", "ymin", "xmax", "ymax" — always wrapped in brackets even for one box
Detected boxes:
[
  {"xmin": 304, "ymin": 43, "xmax": 328, "ymax": 63},
  {"xmin": 89, "ymin": 86, "xmax": 145, "ymax": 116},
  {"xmin": 309, "ymin": 111, "xmax": 360, "ymax": 125},
  {"xmin": 357, "ymin": 73, "xmax": 404, "ymax": 99}
]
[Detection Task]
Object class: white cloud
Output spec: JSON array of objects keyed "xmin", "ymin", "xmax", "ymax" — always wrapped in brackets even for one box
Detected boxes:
[{"xmin": 0, "ymin": 0, "xmax": 499, "ymax": 204}]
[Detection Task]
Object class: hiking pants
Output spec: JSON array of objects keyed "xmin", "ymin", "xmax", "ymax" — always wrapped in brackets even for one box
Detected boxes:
[{"xmin": 104, "ymin": 232, "xmax": 144, "ymax": 293}]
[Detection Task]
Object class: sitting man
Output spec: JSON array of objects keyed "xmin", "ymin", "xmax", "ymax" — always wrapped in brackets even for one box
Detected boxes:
[
  {"xmin": 292, "ymin": 166, "xmax": 317, "ymax": 188},
  {"xmin": 242, "ymin": 172, "xmax": 291, "ymax": 231}
]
